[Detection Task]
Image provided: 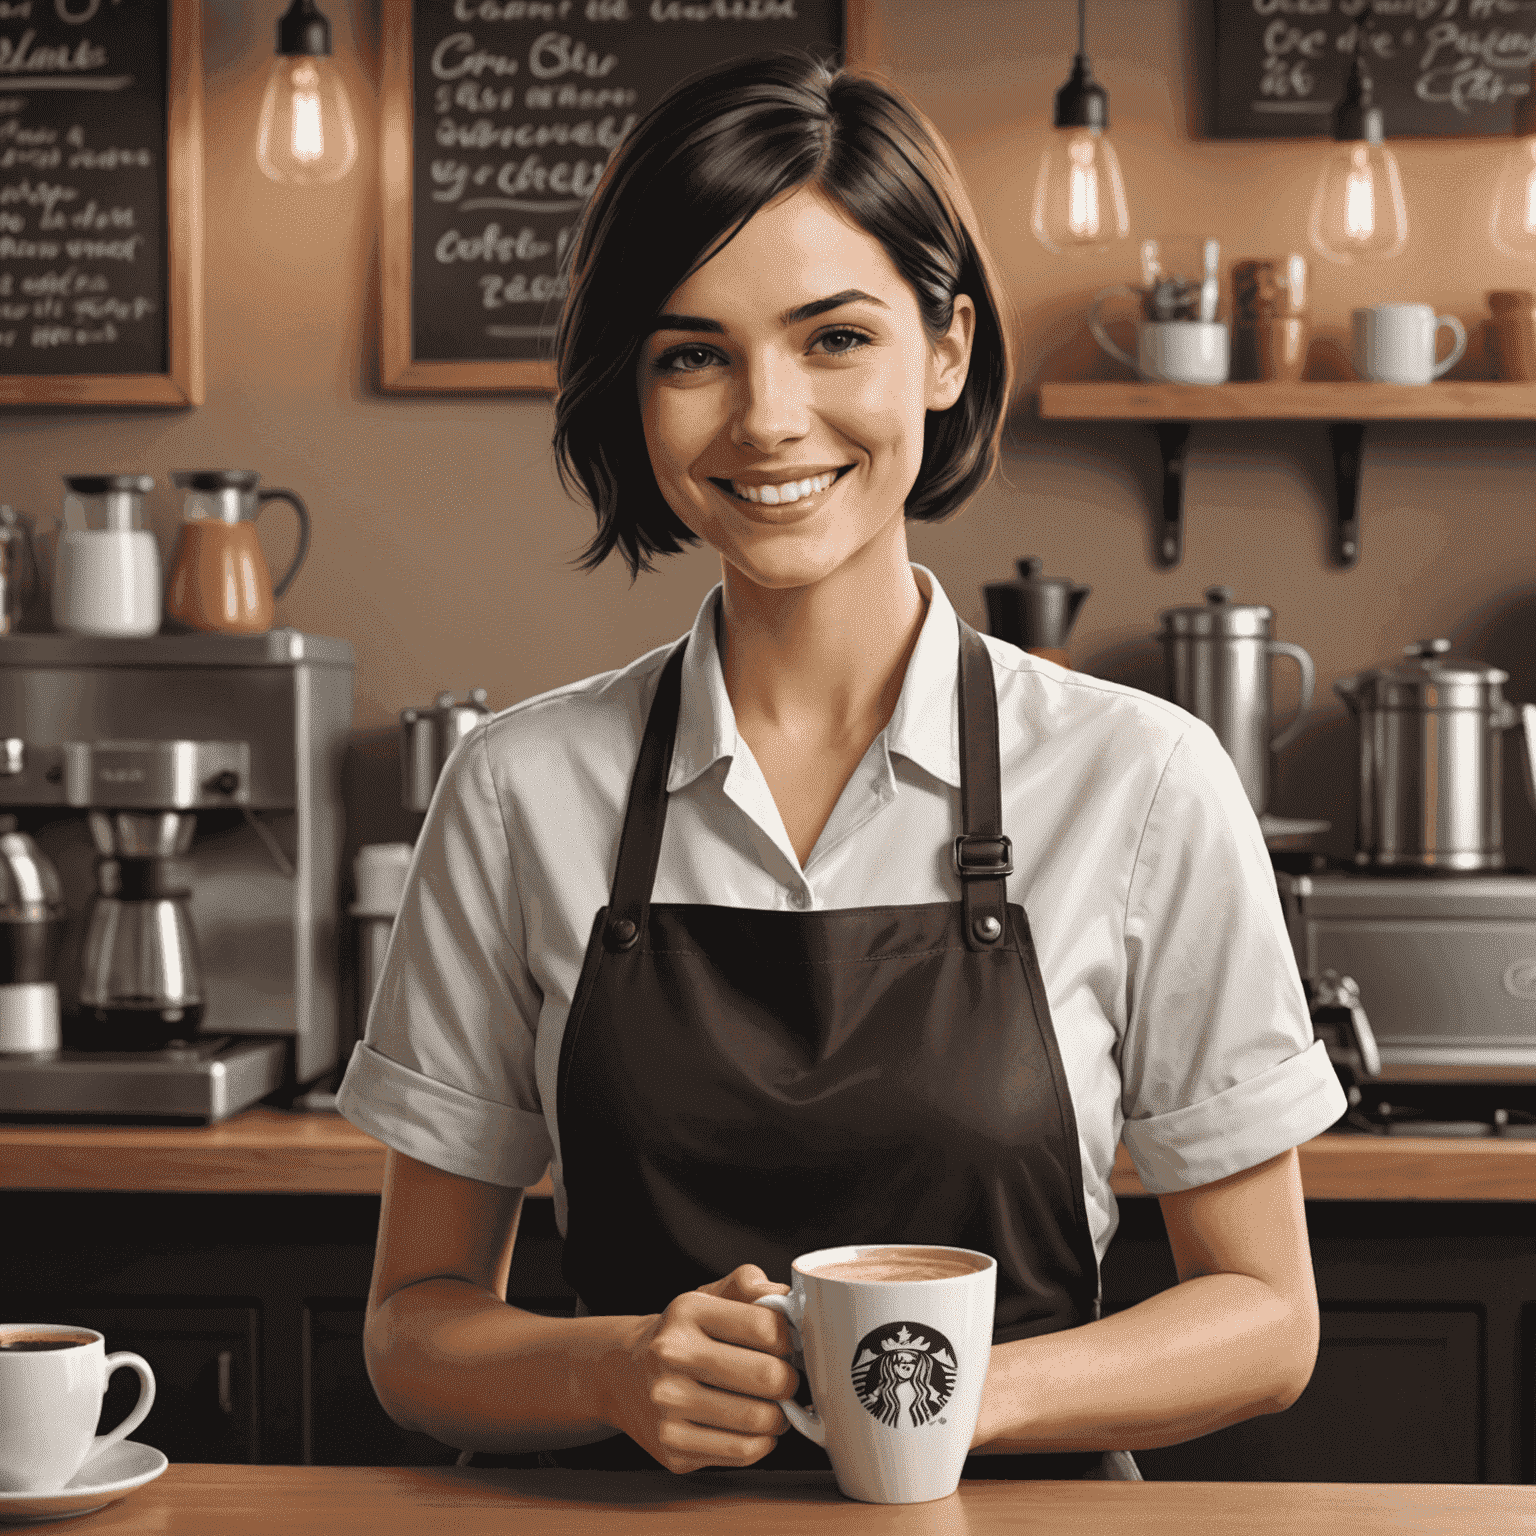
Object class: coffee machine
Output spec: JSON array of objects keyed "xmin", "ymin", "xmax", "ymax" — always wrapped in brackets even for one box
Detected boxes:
[{"xmin": 0, "ymin": 630, "xmax": 353, "ymax": 1122}]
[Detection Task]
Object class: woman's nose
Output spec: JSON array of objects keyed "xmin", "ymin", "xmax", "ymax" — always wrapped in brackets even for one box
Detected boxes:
[{"xmin": 730, "ymin": 349, "xmax": 809, "ymax": 451}]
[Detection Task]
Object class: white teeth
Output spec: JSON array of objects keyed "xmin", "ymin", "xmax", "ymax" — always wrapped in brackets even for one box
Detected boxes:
[{"xmin": 730, "ymin": 471, "xmax": 837, "ymax": 504}]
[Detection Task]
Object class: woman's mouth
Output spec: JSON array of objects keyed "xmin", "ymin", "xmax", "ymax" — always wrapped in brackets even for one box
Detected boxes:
[{"xmin": 708, "ymin": 464, "xmax": 854, "ymax": 514}]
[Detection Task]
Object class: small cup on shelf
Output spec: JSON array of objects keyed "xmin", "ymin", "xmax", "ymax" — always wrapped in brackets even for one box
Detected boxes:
[
  {"xmin": 1230, "ymin": 254, "xmax": 1309, "ymax": 382},
  {"xmin": 1487, "ymin": 289, "xmax": 1536, "ymax": 381}
]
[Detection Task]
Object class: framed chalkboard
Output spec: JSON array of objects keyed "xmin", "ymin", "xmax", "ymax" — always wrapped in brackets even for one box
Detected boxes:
[
  {"xmin": 0, "ymin": 0, "xmax": 203, "ymax": 406},
  {"xmin": 1211, "ymin": 0, "xmax": 1536, "ymax": 140},
  {"xmin": 380, "ymin": 0, "xmax": 870, "ymax": 393}
]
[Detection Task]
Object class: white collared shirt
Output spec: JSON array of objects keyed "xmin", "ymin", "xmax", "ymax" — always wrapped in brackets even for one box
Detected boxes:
[{"xmin": 337, "ymin": 566, "xmax": 1345, "ymax": 1279}]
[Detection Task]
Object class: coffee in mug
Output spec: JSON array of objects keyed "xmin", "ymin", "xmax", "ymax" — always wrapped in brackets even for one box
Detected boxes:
[
  {"xmin": 754, "ymin": 1243, "xmax": 996, "ymax": 1504},
  {"xmin": 0, "ymin": 1325, "xmax": 156, "ymax": 1493},
  {"xmin": 805, "ymin": 1246, "xmax": 990, "ymax": 1284}
]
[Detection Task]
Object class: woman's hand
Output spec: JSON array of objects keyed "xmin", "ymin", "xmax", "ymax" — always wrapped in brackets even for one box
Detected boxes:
[{"xmin": 602, "ymin": 1264, "xmax": 799, "ymax": 1474}]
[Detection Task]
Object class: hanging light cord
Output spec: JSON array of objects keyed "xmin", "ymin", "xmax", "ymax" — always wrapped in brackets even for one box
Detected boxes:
[{"xmin": 1078, "ymin": 0, "xmax": 1087, "ymax": 59}]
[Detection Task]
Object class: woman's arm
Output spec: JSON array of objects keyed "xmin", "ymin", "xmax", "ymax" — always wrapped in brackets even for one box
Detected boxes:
[
  {"xmin": 362, "ymin": 1148, "xmax": 799, "ymax": 1468},
  {"xmin": 970, "ymin": 1146, "xmax": 1319, "ymax": 1453}
]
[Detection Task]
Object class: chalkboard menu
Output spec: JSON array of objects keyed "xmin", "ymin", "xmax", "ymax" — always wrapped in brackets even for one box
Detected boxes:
[
  {"xmin": 1212, "ymin": 0, "xmax": 1536, "ymax": 140},
  {"xmin": 381, "ymin": 0, "xmax": 868, "ymax": 392},
  {"xmin": 0, "ymin": 0, "xmax": 202, "ymax": 406}
]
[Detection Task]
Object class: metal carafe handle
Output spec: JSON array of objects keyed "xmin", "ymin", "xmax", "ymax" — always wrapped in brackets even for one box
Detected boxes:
[{"xmin": 1268, "ymin": 641, "xmax": 1316, "ymax": 754}]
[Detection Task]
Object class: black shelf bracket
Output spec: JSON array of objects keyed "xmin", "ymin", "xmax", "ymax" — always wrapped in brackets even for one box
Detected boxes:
[
  {"xmin": 1327, "ymin": 422, "xmax": 1365, "ymax": 568},
  {"xmin": 1152, "ymin": 421, "xmax": 1191, "ymax": 568}
]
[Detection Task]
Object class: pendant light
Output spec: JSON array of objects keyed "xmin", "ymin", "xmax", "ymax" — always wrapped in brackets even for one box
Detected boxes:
[
  {"xmin": 1490, "ymin": 68, "xmax": 1536, "ymax": 258},
  {"xmin": 257, "ymin": 0, "xmax": 358, "ymax": 186},
  {"xmin": 1308, "ymin": 10, "xmax": 1407, "ymax": 264},
  {"xmin": 1030, "ymin": 0, "xmax": 1130, "ymax": 255}
]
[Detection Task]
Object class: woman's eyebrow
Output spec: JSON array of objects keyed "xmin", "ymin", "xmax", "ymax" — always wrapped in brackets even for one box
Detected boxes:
[{"xmin": 648, "ymin": 289, "xmax": 888, "ymax": 336}]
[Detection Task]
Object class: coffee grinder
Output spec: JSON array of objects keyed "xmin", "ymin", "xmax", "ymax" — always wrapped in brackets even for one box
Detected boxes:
[{"xmin": 0, "ymin": 630, "xmax": 353, "ymax": 1122}]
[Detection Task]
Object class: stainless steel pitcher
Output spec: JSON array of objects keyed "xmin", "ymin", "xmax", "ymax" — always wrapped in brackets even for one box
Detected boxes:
[
  {"xmin": 1155, "ymin": 586, "xmax": 1315, "ymax": 816},
  {"xmin": 400, "ymin": 689, "xmax": 492, "ymax": 813},
  {"xmin": 1334, "ymin": 639, "xmax": 1536, "ymax": 871}
]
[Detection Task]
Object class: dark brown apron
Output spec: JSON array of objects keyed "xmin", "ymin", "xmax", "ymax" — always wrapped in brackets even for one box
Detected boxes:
[{"xmin": 473, "ymin": 617, "xmax": 1133, "ymax": 1479}]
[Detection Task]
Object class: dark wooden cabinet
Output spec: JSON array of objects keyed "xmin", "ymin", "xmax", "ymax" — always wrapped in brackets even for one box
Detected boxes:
[
  {"xmin": 2, "ymin": 1188, "xmax": 1531, "ymax": 1480},
  {"xmin": 1098, "ymin": 1197, "xmax": 1533, "ymax": 1484},
  {"xmin": 0, "ymin": 1190, "xmax": 575, "ymax": 1467},
  {"xmin": 1123, "ymin": 1308, "xmax": 1482, "ymax": 1484}
]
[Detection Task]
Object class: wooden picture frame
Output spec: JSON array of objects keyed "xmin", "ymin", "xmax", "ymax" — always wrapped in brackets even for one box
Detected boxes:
[
  {"xmin": 0, "ymin": 0, "xmax": 203, "ymax": 408},
  {"xmin": 380, "ymin": 0, "xmax": 871, "ymax": 395}
]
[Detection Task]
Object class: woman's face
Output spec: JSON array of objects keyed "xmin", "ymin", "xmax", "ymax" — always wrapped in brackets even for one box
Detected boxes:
[
  {"xmin": 891, "ymin": 1353, "xmax": 917, "ymax": 1380},
  {"xmin": 636, "ymin": 185, "xmax": 974, "ymax": 596}
]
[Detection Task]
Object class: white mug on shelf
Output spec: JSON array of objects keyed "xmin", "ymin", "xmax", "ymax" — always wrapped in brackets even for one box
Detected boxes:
[
  {"xmin": 1351, "ymin": 303, "xmax": 1466, "ymax": 384},
  {"xmin": 1089, "ymin": 286, "xmax": 1229, "ymax": 384}
]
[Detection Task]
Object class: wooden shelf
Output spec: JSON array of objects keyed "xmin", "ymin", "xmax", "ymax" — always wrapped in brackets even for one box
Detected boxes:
[
  {"xmin": 1038, "ymin": 380, "xmax": 1536, "ymax": 421},
  {"xmin": 1033, "ymin": 380, "xmax": 1536, "ymax": 568}
]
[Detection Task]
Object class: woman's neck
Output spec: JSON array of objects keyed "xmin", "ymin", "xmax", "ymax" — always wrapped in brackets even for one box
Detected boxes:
[{"xmin": 717, "ymin": 526, "xmax": 929, "ymax": 748}]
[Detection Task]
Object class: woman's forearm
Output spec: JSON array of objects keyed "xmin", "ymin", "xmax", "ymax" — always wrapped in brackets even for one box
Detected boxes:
[
  {"xmin": 365, "ymin": 1278, "xmax": 640, "ymax": 1453},
  {"xmin": 971, "ymin": 1272, "xmax": 1318, "ymax": 1454}
]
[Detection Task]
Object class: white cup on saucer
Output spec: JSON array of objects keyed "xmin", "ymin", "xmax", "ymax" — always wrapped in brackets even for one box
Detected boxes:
[{"xmin": 0, "ymin": 1325, "xmax": 156, "ymax": 1494}]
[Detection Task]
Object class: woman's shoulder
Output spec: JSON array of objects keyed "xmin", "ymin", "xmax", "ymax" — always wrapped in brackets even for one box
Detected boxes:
[
  {"xmin": 476, "ymin": 639, "xmax": 677, "ymax": 776},
  {"xmin": 983, "ymin": 633, "xmax": 1208, "ymax": 762}
]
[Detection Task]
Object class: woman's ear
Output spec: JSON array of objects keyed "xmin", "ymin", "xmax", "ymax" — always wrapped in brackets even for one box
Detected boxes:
[{"xmin": 926, "ymin": 294, "xmax": 975, "ymax": 413}]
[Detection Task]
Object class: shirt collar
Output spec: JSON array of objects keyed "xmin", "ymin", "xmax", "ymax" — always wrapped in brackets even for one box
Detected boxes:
[{"xmin": 666, "ymin": 563, "xmax": 963, "ymax": 794}]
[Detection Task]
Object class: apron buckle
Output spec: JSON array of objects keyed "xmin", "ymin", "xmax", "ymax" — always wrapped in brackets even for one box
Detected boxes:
[{"xmin": 953, "ymin": 834, "xmax": 1013, "ymax": 879}]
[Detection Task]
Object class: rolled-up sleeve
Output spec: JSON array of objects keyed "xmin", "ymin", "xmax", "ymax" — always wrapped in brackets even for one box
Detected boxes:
[
  {"xmin": 336, "ymin": 725, "xmax": 553, "ymax": 1189},
  {"xmin": 1117, "ymin": 722, "xmax": 1347, "ymax": 1195}
]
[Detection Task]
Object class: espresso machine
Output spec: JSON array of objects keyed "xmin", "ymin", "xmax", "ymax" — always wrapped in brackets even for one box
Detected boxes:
[
  {"xmin": 1276, "ymin": 640, "xmax": 1536, "ymax": 1135},
  {"xmin": 0, "ymin": 630, "xmax": 353, "ymax": 1122}
]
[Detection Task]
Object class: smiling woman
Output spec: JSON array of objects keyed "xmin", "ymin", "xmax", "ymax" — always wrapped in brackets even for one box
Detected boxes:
[
  {"xmin": 338, "ymin": 47, "xmax": 1346, "ymax": 1498},
  {"xmin": 551, "ymin": 50, "xmax": 1011, "ymax": 581}
]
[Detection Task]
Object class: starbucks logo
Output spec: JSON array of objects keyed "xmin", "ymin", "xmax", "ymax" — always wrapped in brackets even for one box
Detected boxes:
[{"xmin": 851, "ymin": 1322, "xmax": 958, "ymax": 1429}]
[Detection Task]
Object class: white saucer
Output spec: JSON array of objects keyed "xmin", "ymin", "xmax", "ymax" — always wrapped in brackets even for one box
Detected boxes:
[{"xmin": 0, "ymin": 1441, "xmax": 167, "ymax": 1526}]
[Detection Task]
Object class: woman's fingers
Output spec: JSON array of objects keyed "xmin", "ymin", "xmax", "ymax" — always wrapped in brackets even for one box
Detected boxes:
[
  {"xmin": 697, "ymin": 1263, "xmax": 790, "ymax": 1306},
  {"xmin": 609, "ymin": 1282, "xmax": 803, "ymax": 1473}
]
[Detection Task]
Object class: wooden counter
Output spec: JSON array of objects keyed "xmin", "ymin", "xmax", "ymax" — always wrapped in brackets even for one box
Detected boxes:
[
  {"xmin": 2, "ymin": 1109, "xmax": 1536, "ymax": 1199},
  {"xmin": 55, "ymin": 1464, "xmax": 1536, "ymax": 1534}
]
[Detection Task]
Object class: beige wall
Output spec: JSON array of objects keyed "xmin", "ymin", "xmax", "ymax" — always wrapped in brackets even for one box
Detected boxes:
[{"xmin": 4, "ymin": 0, "xmax": 1535, "ymax": 867}]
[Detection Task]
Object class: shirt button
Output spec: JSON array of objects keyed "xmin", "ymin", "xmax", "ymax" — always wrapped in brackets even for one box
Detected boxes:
[{"xmin": 789, "ymin": 889, "xmax": 811, "ymax": 909}]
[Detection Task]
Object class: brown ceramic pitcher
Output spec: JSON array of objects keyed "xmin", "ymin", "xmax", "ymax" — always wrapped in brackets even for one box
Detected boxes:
[{"xmin": 165, "ymin": 470, "xmax": 311, "ymax": 635}]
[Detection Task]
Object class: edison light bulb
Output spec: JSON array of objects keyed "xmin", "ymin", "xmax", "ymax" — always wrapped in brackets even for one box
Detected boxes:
[
  {"xmin": 1309, "ymin": 140, "xmax": 1408, "ymax": 264},
  {"xmin": 257, "ymin": 56, "xmax": 357, "ymax": 186},
  {"xmin": 1492, "ymin": 136, "xmax": 1536, "ymax": 258},
  {"xmin": 1031, "ymin": 127, "xmax": 1130, "ymax": 254}
]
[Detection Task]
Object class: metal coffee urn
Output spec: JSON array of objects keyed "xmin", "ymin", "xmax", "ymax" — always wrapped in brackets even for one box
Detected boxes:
[{"xmin": 1155, "ymin": 586, "xmax": 1315, "ymax": 818}]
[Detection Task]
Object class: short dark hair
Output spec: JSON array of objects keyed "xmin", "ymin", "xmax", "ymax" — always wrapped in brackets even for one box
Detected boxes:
[{"xmin": 552, "ymin": 49, "xmax": 1014, "ymax": 580}]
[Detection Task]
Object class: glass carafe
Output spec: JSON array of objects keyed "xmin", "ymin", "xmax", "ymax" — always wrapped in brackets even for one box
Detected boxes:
[
  {"xmin": 165, "ymin": 471, "xmax": 311, "ymax": 635},
  {"xmin": 52, "ymin": 475, "xmax": 161, "ymax": 638}
]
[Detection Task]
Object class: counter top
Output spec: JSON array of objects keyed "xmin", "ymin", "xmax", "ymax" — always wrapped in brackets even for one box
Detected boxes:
[
  {"xmin": 3, "ymin": 1109, "xmax": 1536, "ymax": 1199},
  {"xmin": 49, "ymin": 1464, "xmax": 1536, "ymax": 1534}
]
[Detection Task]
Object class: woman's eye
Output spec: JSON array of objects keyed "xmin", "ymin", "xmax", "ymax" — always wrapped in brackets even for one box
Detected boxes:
[
  {"xmin": 655, "ymin": 346, "xmax": 718, "ymax": 373},
  {"xmin": 816, "ymin": 328, "xmax": 871, "ymax": 356}
]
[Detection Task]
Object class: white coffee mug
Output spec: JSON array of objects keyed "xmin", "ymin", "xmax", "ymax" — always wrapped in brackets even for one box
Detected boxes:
[
  {"xmin": 1352, "ymin": 303, "xmax": 1466, "ymax": 384},
  {"xmin": 754, "ymin": 1243, "xmax": 995, "ymax": 1505},
  {"xmin": 1089, "ymin": 287, "xmax": 1229, "ymax": 384},
  {"xmin": 0, "ymin": 1325, "xmax": 156, "ymax": 1493}
]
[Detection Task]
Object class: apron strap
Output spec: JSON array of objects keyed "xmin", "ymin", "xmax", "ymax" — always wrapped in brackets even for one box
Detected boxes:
[
  {"xmin": 602, "ymin": 639, "xmax": 687, "ymax": 952},
  {"xmin": 955, "ymin": 618, "xmax": 1012, "ymax": 951},
  {"xmin": 602, "ymin": 617, "xmax": 1010, "ymax": 953}
]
